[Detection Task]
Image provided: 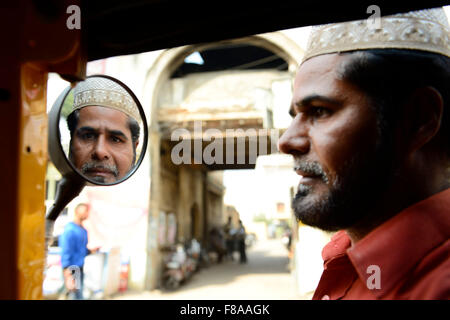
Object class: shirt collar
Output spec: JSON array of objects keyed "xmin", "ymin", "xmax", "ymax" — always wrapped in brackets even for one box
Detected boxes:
[{"xmin": 347, "ymin": 188, "xmax": 450, "ymax": 298}]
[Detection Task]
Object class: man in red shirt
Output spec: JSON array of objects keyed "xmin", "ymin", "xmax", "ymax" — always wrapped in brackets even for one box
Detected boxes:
[{"xmin": 278, "ymin": 8, "xmax": 449, "ymax": 299}]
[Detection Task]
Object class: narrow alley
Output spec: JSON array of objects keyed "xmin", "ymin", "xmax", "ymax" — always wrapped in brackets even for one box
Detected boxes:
[{"xmin": 112, "ymin": 238, "xmax": 310, "ymax": 300}]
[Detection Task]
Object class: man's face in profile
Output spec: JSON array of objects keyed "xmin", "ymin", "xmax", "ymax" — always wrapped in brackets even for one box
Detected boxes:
[
  {"xmin": 70, "ymin": 106, "xmax": 136, "ymax": 184},
  {"xmin": 278, "ymin": 53, "xmax": 396, "ymax": 231}
]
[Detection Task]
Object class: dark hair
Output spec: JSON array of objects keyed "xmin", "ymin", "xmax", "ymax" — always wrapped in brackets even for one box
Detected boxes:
[
  {"xmin": 337, "ymin": 49, "xmax": 450, "ymax": 156},
  {"xmin": 128, "ymin": 117, "xmax": 140, "ymax": 145},
  {"xmin": 67, "ymin": 109, "xmax": 140, "ymax": 145}
]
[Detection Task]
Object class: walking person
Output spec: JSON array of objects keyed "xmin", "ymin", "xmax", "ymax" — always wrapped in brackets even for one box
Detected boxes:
[
  {"xmin": 59, "ymin": 203, "xmax": 99, "ymax": 299},
  {"xmin": 223, "ymin": 217, "xmax": 235, "ymax": 261},
  {"xmin": 237, "ymin": 220, "xmax": 247, "ymax": 264}
]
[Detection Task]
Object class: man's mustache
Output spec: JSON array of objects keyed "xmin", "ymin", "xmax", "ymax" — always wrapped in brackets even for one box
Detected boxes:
[
  {"xmin": 293, "ymin": 160, "xmax": 329, "ymax": 183},
  {"xmin": 81, "ymin": 162, "xmax": 119, "ymax": 177}
]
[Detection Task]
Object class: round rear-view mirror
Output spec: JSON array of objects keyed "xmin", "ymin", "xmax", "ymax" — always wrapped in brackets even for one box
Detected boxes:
[
  {"xmin": 48, "ymin": 75, "xmax": 148, "ymax": 186},
  {"xmin": 45, "ymin": 75, "xmax": 148, "ymax": 245}
]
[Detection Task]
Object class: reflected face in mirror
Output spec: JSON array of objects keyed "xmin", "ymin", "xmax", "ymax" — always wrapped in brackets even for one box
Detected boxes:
[{"xmin": 67, "ymin": 106, "xmax": 140, "ymax": 183}]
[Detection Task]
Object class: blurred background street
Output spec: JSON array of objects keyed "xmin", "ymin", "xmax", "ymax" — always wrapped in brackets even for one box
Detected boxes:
[{"xmin": 111, "ymin": 238, "xmax": 310, "ymax": 300}]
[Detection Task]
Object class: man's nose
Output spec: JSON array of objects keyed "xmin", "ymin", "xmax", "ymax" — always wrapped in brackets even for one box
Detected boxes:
[
  {"xmin": 277, "ymin": 115, "xmax": 310, "ymax": 155},
  {"xmin": 91, "ymin": 136, "xmax": 110, "ymax": 160}
]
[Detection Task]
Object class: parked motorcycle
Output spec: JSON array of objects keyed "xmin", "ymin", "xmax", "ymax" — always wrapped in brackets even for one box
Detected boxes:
[
  {"xmin": 161, "ymin": 242, "xmax": 197, "ymax": 290},
  {"xmin": 186, "ymin": 239, "xmax": 201, "ymax": 270}
]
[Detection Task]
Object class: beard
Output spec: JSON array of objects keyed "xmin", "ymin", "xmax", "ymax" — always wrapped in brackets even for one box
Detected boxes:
[
  {"xmin": 80, "ymin": 161, "xmax": 119, "ymax": 183},
  {"xmin": 292, "ymin": 136, "xmax": 397, "ymax": 232},
  {"xmin": 69, "ymin": 143, "xmax": 120, "ymax": 183}
]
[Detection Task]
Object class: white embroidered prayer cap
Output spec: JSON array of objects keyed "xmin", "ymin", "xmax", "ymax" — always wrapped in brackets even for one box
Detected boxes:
[
  {"xmin": 302, "ymin": 7, "xmax": 450, "ymax": 63},
  {"xmin": 72, "ymin": 77, "xmax": 141, "ymax": 123}
]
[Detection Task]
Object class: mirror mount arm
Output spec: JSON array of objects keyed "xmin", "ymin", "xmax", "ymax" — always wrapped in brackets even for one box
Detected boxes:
[{"xmin": 45, "ymin": 174, "xmax": 85, "ymax": 248}]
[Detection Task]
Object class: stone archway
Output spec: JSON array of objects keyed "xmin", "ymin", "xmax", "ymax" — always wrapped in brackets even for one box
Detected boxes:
[
  {"xmin": 143, "ymin": 32, "xmax": 304, "ymax": 290},
  {"xmin": 144, "ymin": 30, "xmax": 305, "ymax": 230},
  {"xmin": 142, "ymin": 32, "xmax": 304, "ymax": 128}
]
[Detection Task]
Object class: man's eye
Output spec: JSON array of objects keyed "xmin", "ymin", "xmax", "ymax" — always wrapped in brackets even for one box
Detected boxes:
[
  {"xmin": 80, "ymin": 132, "xmax": 95, "ymax": 140},
  {"xmin": 310, "ymin": 107, "xmax": 330, "ymax": 118},
  {"xmin": 110, "ymin": 136, "xmax": 124, "ymax": 143}
]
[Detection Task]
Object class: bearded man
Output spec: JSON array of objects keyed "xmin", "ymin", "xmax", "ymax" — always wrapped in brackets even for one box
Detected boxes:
[{"xmin": 278, "ymin": 8, "xmax": 450, "ymax": 299}]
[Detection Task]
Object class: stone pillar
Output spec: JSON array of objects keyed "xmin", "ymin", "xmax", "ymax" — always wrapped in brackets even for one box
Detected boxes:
[{"xmin": 145, "ymin": 129, "xmax": 162, "ymax": 290}]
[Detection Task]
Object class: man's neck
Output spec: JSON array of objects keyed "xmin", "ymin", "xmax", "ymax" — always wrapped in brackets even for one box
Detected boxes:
[{"xmin": 346, "ymin": 168, "xmax": 449, "ymax": 246}]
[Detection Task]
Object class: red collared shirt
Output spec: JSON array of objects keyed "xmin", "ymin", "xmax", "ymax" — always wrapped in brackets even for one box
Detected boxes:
[{"xmin": 312, "ymin": 188, "xmax": 450, "ymax": 300}]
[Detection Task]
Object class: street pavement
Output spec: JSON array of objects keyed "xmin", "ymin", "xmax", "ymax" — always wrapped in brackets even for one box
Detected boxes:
[{"xmin": 111, "ymin": 238, "xmax": 312, "ymax": 300}]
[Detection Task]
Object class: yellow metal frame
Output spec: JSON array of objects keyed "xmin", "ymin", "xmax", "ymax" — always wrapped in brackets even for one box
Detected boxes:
[
  {"xmin": 0, "ymin": 0, "xmax": 84, "ymax": 299},
  {"xmin": 17, "ymin": 63, "xmax": 48, "ymax": 299}
]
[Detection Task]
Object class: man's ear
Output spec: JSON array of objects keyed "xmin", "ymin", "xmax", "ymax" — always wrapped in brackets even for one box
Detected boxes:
[{"xmin": 401, "ymin": 86, "xmax": 443, "ymax": 154}]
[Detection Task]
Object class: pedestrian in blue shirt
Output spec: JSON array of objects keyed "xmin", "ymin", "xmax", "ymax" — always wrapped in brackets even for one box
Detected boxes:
[{"xmin": 59, "ymin": 203, "xmax": 98, "ymax": 300}]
